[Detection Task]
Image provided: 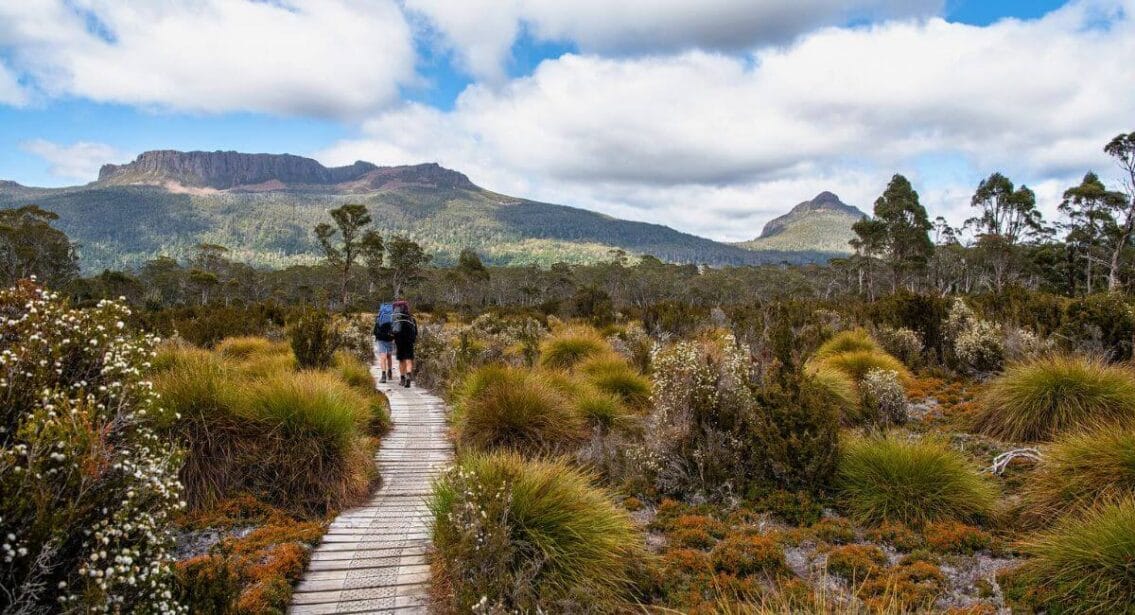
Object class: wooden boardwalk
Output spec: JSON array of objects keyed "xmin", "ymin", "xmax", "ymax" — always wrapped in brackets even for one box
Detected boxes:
[{"xmin": 290, "ymin": 366, "xmax": 450, "ymax": 614}]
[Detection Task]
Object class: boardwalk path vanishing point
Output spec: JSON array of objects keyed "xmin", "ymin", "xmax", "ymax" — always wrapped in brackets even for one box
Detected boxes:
[{"xmin": 290, "ymin": 366, "xmax": 451, "ymax": 614}]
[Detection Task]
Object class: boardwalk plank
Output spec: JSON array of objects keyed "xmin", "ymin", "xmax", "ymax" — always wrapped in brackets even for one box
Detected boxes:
[{"xmin": 289, "ymin": 366, "xmax": 450, "ymax": 615}]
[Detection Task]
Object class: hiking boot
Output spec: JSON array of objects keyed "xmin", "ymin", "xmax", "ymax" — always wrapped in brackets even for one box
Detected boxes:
[
  {"xmin": 379, "ymin": 371, "xmax": 388, "ymax": 383},
  {"xmin": 404, "ymin": 374, "xmax": 413, "ymax": 388},
  {"xmin": 399, "ymin": 374, "xmax": 407, "ymax": 387}
]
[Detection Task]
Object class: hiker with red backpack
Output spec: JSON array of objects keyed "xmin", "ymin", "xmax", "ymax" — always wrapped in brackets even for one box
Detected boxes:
[
  {"xmin": 373, "ymin": 302, "xmax": 396, "ymax": 383},
  {"xmin": 391, "ymin": 300, "xmax": 418, "ymax": 388}
]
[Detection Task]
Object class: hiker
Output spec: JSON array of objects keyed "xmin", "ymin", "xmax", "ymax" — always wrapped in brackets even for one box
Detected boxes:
[
  {"xmin": 373, "ymin": 301, "xmax": 395, "ymax": 383},
  {"xmin": 391, "ymin": 299, "xmax": 418, "ymax": 388}
]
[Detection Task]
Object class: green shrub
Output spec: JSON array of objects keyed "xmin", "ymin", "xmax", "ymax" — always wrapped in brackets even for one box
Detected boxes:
[
  {"xmin": 288, "ymin": 308, "xmax": 338, "ymax": 369},
  {"xmin": 430, "ymin": 451, "xmax": 645, "ymax": 612},
  {"xmin": 1012, "ymin": 500, "xmax": 1135, "ymax": 613},
  {"xmin": 0, "ymin": 282, "xmax": 182, "ymax": 613},
  {"xmin": 1058, "ymin": 293, "xmax": 1135, "ymax": 362},
  {"xmin": 868, "ymin": 291, "xmax": 949, "ymax": 359},
  {"xmin": 538, "ymin": 325, "xmax": 612, "ymax": 369},
  {"xmin": 814, "ymin": 329, "xmax": 883, "ymax": 359},
  {"xmin": 453, "ymin": 365, "xmax": 583, "ymax": 455},
  {"xmin": 974, "ymin": 355, "xmax": 1135, "ymax": 441},
  {"xmin": 751, "ymin": 369, "xmax": 842, "ymax": 493},
  {"xmin": 1020, "ymin": 425, "xmax": 1135, "ymax": 522},
  {"xmin": 578, "ymin": 355, "xmax": 652, "ymax": 409},
  {"xmin": 837, "ymin": 437, "xmax": 996, "ymax": 527}
]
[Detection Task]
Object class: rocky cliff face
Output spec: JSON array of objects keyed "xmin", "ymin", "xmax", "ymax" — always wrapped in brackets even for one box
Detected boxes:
[{"xmin": 96, "ymin": 150, "xmax": 475, "ymax": 191}]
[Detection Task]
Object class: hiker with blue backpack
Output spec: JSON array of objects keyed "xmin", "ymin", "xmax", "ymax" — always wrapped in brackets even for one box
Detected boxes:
[
  {"xmin": 373, "ymin": 299, "xmax": 419, "ymax": 387},
  {"xmin": 373, "ymin": 302, "xmax": 396, "ymax": 383}
]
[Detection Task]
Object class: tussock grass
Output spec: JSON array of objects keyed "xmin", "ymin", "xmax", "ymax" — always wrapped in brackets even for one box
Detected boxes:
[
  {"xmin": 1014, "ymin": 499, "xmax": 1135, "ymax": 613},
  {"xmin": 246, "ymin": 371, "xmax": 369, "ymax": 451},
  {"xmin": 814, "ymin": 329, "xmax": 883, "ymax": 360},
  {"xmin": 577, "ymin": 355, "xmax": 652, "ymax": 410},
  {"xmin": 453, "ymin": 366, "xmax": 583, "ymax": 454},
  {"xmin": 430, "ymin": 451, "xmax": 645, "ymax": 611},
  {"xmin": 974, "ymin": 355, "xmax": 1135, "ymax": 441},
  {"xmin": 837, "ymin": 437, "xmax": 996, "ymax": 527},
  {"xmin": 1020, "ymin": 425, "xmax": 1135, "ymax": 523},
  {"xmin": 811, "ymin": 350, "xmax": 912, "ymax": 384},
  {"xmin": 808, "ymin": 365, "xmax": 861, "ymax": 423},
  {"xmin": 332, "ymin": 350, "xmax": 375, "ymax": 393},
  {"xmin": 243, "ymin": 371, "xmax": 376, "ymax": 513},
  {"xmin": 573, "ymin": 389, "xmax": 628, "ymax": 431},
  {"xmin": 216, "ymin": 336, "xmax": 286, "ymax": 360},
  {"xmin": 538, "ymin": 325, "xmax": 612, "ymax": 370},
  {"xmin": 153, "ymin": 347, "xmax": 246, "ymax": 507}
]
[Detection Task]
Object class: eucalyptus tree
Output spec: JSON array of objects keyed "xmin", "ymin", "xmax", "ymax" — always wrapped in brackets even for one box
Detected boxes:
[
  {"xmin": 314, "ymin": 203, "xmax": 374, "ymax": 308},
  {"xmin": 967, "ymin": 173, "xmax": 1047, "ymax": 291},
  {"xmin": 1104, "ymin": 131, "xmax": 1135, "ymax": 292},
  {"xmin": 1058, "ymin": 172, "xmax": 1125, "ymax": 294}
]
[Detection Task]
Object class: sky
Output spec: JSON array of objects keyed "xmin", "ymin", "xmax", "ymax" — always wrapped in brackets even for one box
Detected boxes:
[{"xmin": 0, "ymin": 0, "xmax": 1132, "ymax": 242}]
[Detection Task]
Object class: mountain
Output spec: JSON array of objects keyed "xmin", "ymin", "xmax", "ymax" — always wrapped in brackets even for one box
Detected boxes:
[
  {"xmin": 736, "ymin": 191, "xmax": 867, "ymax": 255},
  {"xmin": 0, "ymin": 150, "xmax": 826, "ymax": 272}
]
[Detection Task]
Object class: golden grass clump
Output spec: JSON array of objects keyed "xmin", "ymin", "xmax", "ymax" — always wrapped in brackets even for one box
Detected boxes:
[
  {"xmin": 577, "ymin": 355, "xmax": 652, "ymax": 410},
  {"xmin": 430, "ymin": 451, "xmax": 646, "ymax": 612},
  {"xmin": 1020, "ymin": 425, "xmax": 1135, "ymax": 523},
  {"xmin": 538, "ymin": 325, "xmax": 613, "ymax": 370},
  {"xmin": 453, "ymin": 365, "xmax": 584, "ymax": 455},
  {"xmin": 814, "ymin": 329, "xmax": 884, "ymax": 360},
  {"xmin": 836, "ymin": 437, "xmax": 997, "ymax": 527},
  {"xmin": 216, "ymin": 336, "xmax": 287, "ymax": 361},
  {"xmin": 807, "ymin": 365, "xmax": 861, "ymax": 423},
  {"xmin": 973, "ymin": 355, "xmax": 1135, "ymax": 441},
  {"xmin": 810, "ymin": 349, "xmax": 912, "ymax": 384}
]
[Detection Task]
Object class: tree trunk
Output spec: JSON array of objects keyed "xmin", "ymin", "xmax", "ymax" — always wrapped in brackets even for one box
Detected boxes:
[{"xmin": 1109, "ymin": 202, "xmax": 1135, "ymax": 293}]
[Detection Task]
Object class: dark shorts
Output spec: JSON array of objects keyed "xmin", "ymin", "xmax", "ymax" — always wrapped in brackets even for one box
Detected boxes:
[{"xmin": 395, "ymin": 342, "xmax": 415, "ymax": 361}]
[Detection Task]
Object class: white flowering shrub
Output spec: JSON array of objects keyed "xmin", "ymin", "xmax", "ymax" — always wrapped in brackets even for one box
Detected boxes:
[
  {"xmin": 1003, "ymin": 327, "xmax": 1054, "ymax": 362},
  {"xmin": 643, "ymin": 335, "xmax": 754, "ymax": 498},
  {"xmin": 415, "ymin": 314, "xmax": 547, "ymax": 392},
  {"xmin": 860, "ymin": 368, "xmax": 909, "ymax": 427},
  {"xmin": 874, "ymin": 326, "xmax": 924, "ymax": 368},
  {"xmin": 954, "ymin": 320, "xmax": 1005, "ymax": 374},
  {"xmin": 945, "ymin": 298, "xmax": 1004, "ymax": 374},
  {"xmin": 0, "ymin": 281, "xmax": 184, "ymax": 614}
]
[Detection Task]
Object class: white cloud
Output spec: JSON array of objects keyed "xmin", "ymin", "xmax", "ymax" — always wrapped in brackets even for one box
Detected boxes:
[
  {"xmin": 323, "ymin": 0, "xmax": 1135, "ymax": 240},
  {"xmin": 0, "ymin": 0, "xmax": 416, "ymax": 118},
  {"xmin": 20, "ymin": 139, "xmax": 125, "ymax": 182},
  {"xmin": 406, "ymin": 0, "xmax": 942, "ymax": 81},
  {"xmin": 0, "ymin": 60, "xmax": 27, "ymax": 106}
]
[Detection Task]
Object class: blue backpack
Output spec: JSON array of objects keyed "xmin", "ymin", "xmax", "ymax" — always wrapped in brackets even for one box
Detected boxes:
[{"xmin": 373, "ymin": 303, "xmax": 395, "ymax": 341}]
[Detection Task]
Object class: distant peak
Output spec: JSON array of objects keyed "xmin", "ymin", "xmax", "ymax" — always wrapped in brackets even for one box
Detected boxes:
[{"xmin": 757, "ymin": 191, "xmax": 868, "ymax": 240}]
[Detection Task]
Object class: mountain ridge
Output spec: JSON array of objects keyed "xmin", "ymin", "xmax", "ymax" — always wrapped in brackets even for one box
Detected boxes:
[{"xmin": 2, "ymin": 149, "xmax": 839, "ymax": 271}]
